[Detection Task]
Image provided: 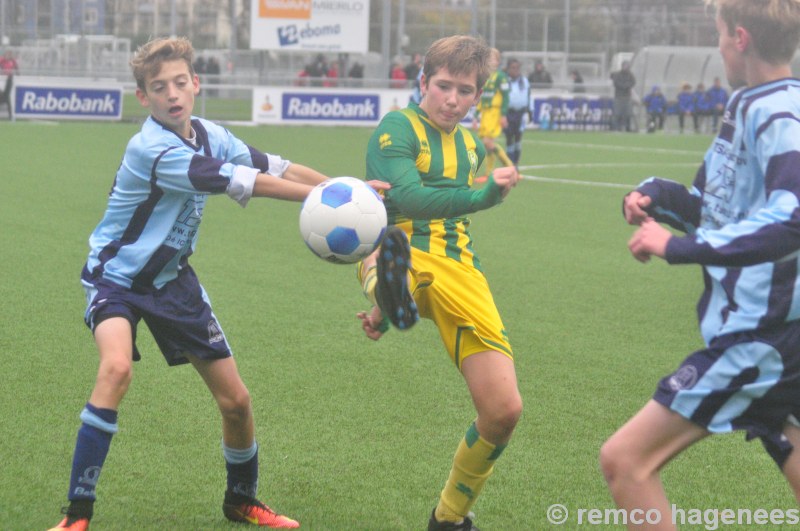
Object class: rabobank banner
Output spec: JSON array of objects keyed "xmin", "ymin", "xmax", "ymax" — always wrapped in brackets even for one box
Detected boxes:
[
  {"xmin": 250, "ymin": 0, "xmax": 369, "ymax": 53},
  {"xmin": 12, "ymin": 77, "xmax": 123, "ymax": 120},
  {"xmin": 253, "ymin": 87, "xmax": 413, "ymax": 126},
  {"xmin": 531, "ymin": 93, "xmax": 614, "ymax": 129},
  {"xmin": 283, "ymin": 93, "xmax": 378, "ymax": 121}
]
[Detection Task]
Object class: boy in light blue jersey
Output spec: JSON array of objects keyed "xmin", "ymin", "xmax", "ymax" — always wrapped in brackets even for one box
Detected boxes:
[
  {"xmin": 601, "ymin": 0, "xmax": 800, "ymax": 525},
  {"xmin": 49, "ymin": 36, "xmax": 387, "ymax": 531}
]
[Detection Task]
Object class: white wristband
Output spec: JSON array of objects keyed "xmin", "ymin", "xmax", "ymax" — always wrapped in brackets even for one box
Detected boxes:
[
  {"xmin": 227, "ymin": 166, "xmax": 259, "ymax": 207},
  {"xmin": 266, "ymin": 154, "xmax": 291, "ymax": 177}
]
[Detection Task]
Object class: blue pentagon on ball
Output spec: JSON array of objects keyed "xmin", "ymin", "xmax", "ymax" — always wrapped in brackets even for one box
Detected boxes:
[
  {"xmin": 326, "ymin": 226, "xmax": 360, "ymax": 255},
  {"xmin": 320, "ymin": 182, "xmax": 353, "ymax": 208}
]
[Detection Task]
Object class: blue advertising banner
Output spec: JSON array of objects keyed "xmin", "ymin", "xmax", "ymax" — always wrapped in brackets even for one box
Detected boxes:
[
  {"xmin": 280, "ymin": 92, "xmax": 381, "ymax": 122},
  {"xmin": 12, "ymin": 78, "xmax": 123, "ymax": 120},
  {"xmin": 531, "ymin": 94, "xmax": 614, "ymax": 130}
]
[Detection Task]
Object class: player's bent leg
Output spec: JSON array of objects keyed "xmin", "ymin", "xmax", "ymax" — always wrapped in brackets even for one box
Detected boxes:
[
  {"xmin": 780, "ymin": 419, "xmax": 800, "ymax": 503},
  {"xmin": 356, "ymin": 252, "xmax": 391, "ymax": 339},
  {"xmin": 375, "ymin": 226, "xmax": 419, "ymax": 330},
  {"xmin": 461, "ymin": 351, "xmax": 522, "ymax": 445},
  {"xmin": 431, "ymin": 351, "xmax": 521, "ymax": 528},
  {"xmin": 599, "ymin": 400, "xmax": 708, "ymax": 530},
  {"xmin": 189, "ymin": 355, "xmax": 254, "ymax": 447},
  {"xmin": 190, "ymin": 355, "xmax": 299, "ymax": 528},
  {"xmin": 51, "ymin": 317, "xmax": 132, "ymax": 529},
  {"xmin": 89, "ymin": 316, "xmax": 135, "ymax": 409}
]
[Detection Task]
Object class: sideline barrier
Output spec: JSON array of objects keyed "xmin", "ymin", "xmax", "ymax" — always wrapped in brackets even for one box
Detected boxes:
[
  {"xmin": 253, "ymin": 86, "xmax": 612, "ymax": 130},
  {"xmin": 253, "ymin": 87, "xmax": 413, "ymax": 126},
  {"xmin": 531, "ymin": 93, "xmax": 614, "ymax": 130},
  {"xmin": 10, "ymin": 76, "xmax": 123, "ymax": 121}
]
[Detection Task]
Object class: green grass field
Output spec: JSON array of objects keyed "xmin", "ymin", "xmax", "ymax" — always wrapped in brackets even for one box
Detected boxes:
[{"xmin": 2, "ymin": 121, "xmax": 797, "ymax": 530}]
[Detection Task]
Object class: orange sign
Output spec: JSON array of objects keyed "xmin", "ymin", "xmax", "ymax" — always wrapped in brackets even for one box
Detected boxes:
[{"xmin": 258, "ymin": 0, "xmax": 312, "ymax": 19}]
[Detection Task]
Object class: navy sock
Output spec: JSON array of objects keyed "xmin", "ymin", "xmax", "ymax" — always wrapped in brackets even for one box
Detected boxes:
[
  {"xmin": 67, "ymin": 403, "xmax": 118, "ymax": 503},
  {"xmin": 510, "ymin": 142, "xmax": 522, "ymax": 165},
  {"xmin": 223, "ymin": 441, "xmax": 258, "ymax": 501}
]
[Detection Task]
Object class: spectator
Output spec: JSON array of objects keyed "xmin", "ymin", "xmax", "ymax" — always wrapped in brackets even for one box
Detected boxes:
[
  {"xmin": 404, "ymin": 52, "xmax": 422, "ymax": 82},
  {"xmin": 192, "ymin": 56, "xmax": 206, "ymax": 76},
  {"xmin": 571, "ymin": 69, "xmax": 585, "ymax": 93},
  {"xmin": 347, "ymin": 61, "xmax": 364, "ymax": 87},
  {"xmin": 307, "ymin": 54, "xmax": 327, "ymax": 86},
  {"xmin": 693, "ymin": 82, "xmax": 712, "ymax": 133},
  {"xmin": 324, "ymin": 61, "xmax": 339, "ymax": 87},
  {"xmin": 643, "ymin": 86, "xmax": 667, "ymax": 133},
  {"xmin": 707, "ymin": 76, "xmax": 729, "ymax": 132},
  {"xmin": 677, "ymin": 82, "xmax": 695, "ymax": 133},
  {"xmin": 390, "ymin": 62, "xmax": 407, "ymax": 88},
  {"xmin": 295, "ymin": 65, "xmax": 310, "ymax": 86},
  {"xmin": 0, "ymin": 50, "xmax": 19, "ymax": 75},
  {"xmin": 528, "ymin": 60, "xmax": 553, "ymax": 89},
  {"xmin": 205, "ymin": 57, "xmax": 221, "ymax": 97},
  {"xmin": 610, "ymin": 60, "xmax": 636, "ymax": 132}
]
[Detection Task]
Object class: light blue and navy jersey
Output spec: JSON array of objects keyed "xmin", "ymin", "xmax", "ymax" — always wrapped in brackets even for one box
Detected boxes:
[
  {"xmin": 507, "ymin": 75, "xmax": 530, "ymax": 112},
  {"xmin": 83, "ymin": 116, "xmax": 273, "ymax": 291},
  {"xmin": 636, "ymin": 78, "xmax": 800, "ymax": 343}
]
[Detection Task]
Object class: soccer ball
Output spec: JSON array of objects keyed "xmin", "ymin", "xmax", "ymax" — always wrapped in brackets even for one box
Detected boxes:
[{"xmin": 299, "ymin": 177, "xmax": 387, "ymax": 264}]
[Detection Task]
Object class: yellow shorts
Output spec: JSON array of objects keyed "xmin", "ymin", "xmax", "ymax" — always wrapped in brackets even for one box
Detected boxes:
[
  {"xmin": 408, "ymin": 249, "xmax": 512, "ymax": 369},
  {"xmin": 478, "ymin": 108, "xmax": 503, "ymax": 139}
]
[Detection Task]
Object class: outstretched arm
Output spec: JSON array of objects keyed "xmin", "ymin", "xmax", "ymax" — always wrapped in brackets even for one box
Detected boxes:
[{"xmin": 628, "ymin": 219, "xmax": 672, "ymax": 263}]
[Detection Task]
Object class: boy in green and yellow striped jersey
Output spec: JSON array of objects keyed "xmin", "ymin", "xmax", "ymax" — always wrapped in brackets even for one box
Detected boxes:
[
  {"xmin": 473, "ymin": 47, "xmax": 511, "ymax": 177},
  {"xmin": 356, "ymin": 35, "xmax": 522, "ymax": 531}
]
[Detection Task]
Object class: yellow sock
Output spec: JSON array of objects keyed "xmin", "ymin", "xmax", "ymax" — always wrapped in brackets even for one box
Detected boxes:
[
  {"xmin": 493, "ymin": 144, "xmax": 513, "ymax": 167},
  {"xmin": 435, "ymin": 423, "xmax": 507, "ymax": 522},
  {"xmin": 484, "ymin": 152, "xmax": 496, "ymax": 175},
  {"xmin": 357, "ymin": 261, "xmax": 378, "ymax": 306}
]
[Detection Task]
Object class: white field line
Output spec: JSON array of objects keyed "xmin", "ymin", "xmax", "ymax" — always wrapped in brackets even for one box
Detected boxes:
[
  {"xmin": 522, "ymin": 138, "xmax": 705, "ymax": 157},
  {"xmin": 516, "ymin": 161, "xmax": 698, "ymax": 189}
]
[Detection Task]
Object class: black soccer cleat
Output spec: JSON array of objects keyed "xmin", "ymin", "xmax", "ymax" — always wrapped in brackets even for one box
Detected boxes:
[
  {"xmin": 428, "ymin": 509, "xmax": 481, "ymax": 531},
  {"xmin": 375, "ymin": 226, "xmax": 419, "ymax": 330}
]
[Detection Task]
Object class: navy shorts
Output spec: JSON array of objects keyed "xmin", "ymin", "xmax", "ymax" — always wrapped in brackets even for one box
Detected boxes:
[
  {"xmin": 82, "ymin": 267, "xmax": 232, "ymax": 366},
  {"xmin": 654, "ymin": 320, "xmax": 800, "ymax": 468}
]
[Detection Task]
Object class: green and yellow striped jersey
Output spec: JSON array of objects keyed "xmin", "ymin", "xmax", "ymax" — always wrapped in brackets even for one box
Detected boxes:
[
  {"xmin": 477, "ymin": 69, "xmax": 510, "ymax": 117},
  {"xmin": 367, "ymin": 102, "xmax": 503, "ymax": 270}
]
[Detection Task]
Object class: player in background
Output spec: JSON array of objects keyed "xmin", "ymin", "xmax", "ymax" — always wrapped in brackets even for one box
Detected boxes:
[
  {"xmin": 600, "ymin": 1, "xmax": 800, "ymax": 527},
  {"xmin": 355, "ymin": 35, "xmax": 522, "ymax": 530},
  {"xmin": 473, "ymin": 47, "xmax": 511, "ymax": 181},
  {"xmin": 503, "ymin": 57, "xmax": 531, "ymax": 167},
  {"xmin": 48, "ymin": 36, "xmax": 387, "ymax": 530}
]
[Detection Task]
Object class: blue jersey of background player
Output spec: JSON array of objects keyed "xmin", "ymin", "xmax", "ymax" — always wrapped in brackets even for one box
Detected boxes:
[
  {"xmin": 601, "ymin": 0, "xmax": 800, "ymax": 523},
  {"xmin": 50, "ymin": 36, "xmax": 388, "ymax": 531}
]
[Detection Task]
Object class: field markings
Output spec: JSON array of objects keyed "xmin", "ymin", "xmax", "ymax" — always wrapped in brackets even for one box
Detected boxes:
[
  {"xmin": 522, "ymin": 138, "xmax": 706, "ymax": 157},
  {"xmin": 518, "ymin": 173, "xmax": 633, "ymax": 189},
  {"xmin": 517, "ymin": 161, "xmax": 699, "ymax": 189}
]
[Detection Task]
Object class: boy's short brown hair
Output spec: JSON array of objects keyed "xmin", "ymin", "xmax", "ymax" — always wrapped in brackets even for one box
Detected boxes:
[
  {"xmin": 421, "ymin": 35, "xmax": 492, "ymax": 91},
  {"xmin": 130, "ymin": 37, "xmax": 195, "ymax": 91},
  {"xmin": 706, "ymin": 0, "xmax": 800, "ymax": 63}
]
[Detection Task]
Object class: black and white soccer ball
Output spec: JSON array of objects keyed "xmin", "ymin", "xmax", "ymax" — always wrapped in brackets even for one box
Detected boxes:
[{"xmin": 299, "ymin": 177, "xmax": 387, "ymax": 264}]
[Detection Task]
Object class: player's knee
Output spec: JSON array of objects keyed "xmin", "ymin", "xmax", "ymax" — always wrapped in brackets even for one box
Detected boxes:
[
  {"xmin": 98, "ymin": 357, "xmax": 133, "ymax": 389},
  {"xmin": 599, "ymin": 436, "xmax": 632, "ymax": 486},
  {"xmin": 504, "ymin": 393, "xmax": 523, "ymax": 429},
  {"xmin": 488, "ymin": 393, "xmax": 523, "ymax": 436},
  {"xmin": 218, "ymin": 387, "xmax": 252, "ymax": 422}
]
